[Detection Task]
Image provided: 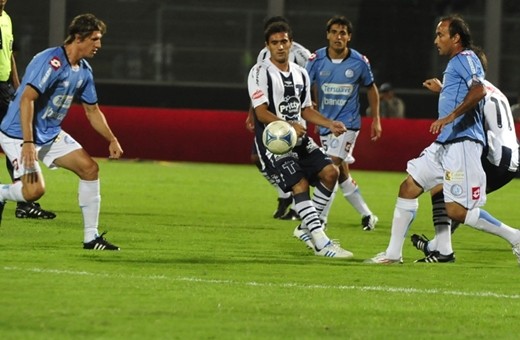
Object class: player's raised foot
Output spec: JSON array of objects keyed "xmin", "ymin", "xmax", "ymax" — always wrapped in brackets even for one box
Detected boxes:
[
  {"xmin": 314, "ymin": 241, "xmax": 353, "ymax": 258},
  {"xmin": 293, "ymin": 224, "xmax": 314, "ymax": 249},
  {"xmin": 361, "ymin": 214, "xmax": 378, "ymax": 231},
  {"xmin": 273, "ymin": 197, "xmax": 292, "ymax": 219},
  {"xmin": 280, "ymin": 209, "xmax": 300, "ymax": 221},
  {"xmin": 512, "ymin": 243, "xmax": 520, "ymax": 265},
  {"xmin": 410, "ymin": 234, "xmax": 431, "ymax": 256},
  {"xmin": 16, "ymin": 202, "xmax": 56, "ymax": 219},
  {"xmin": 364, "ymin": 252, "xmax": 403, "ymax": 264},
  {"xmin": 83, "ymin": 232, "xmax": 120, "ymax": 251},
  {"xmin": 414, "ymin": 251, "xmax": 455, "ymax": 263}
]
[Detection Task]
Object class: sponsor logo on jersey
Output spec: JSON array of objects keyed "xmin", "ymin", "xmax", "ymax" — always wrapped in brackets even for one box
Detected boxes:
[
  {"xmin": 471, "ymin": 186, "xmax": 480, "ymax": 200},
  {"xmin": 39, "ymin": 67, "xmax": 53, "ymax": 89},
  {"xmin": 321, "ymin": 83, "xmax": 353, "ymax": 95},
  {"xmin": 252, "ymin": 89, "xmax": 263, "ymax": 100},
  {"xmin": 279, "ymin": 96, "xmax": 300, "ymax": 118},
  {"xmin": 50, "ymin": 57, "xmax": 61, "ymax": 70}
]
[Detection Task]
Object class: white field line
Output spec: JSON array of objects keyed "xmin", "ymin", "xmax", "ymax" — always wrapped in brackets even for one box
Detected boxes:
[{"xmin": 3, "ymin": 266, "xmax": 519, "ymax": 300}]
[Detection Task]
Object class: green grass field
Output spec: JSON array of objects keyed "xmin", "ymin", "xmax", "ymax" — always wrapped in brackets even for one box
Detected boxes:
[{"xmin": 1, "ymin": 157, "xmax": 520, "ymax": 339}]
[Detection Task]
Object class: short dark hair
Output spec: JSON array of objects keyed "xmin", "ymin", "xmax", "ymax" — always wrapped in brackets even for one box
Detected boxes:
[
  {"xmin": 263, "ymin": 16, "xmax": 289, "ymax": 30},
  {"xmin": 264, "ymin": 21, "xmax": 293, "ymax": 43},
  {"xmin": 326, "ymin": 15, "xmax": 353, "ymax": 34},
  {"xmin": 64, "ymin": 13, "xmax": 106, "ymax": 45}
]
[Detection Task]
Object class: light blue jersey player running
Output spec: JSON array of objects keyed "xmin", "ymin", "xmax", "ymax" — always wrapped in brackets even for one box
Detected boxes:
[
  {"xmin": 306, "ymin": 15, "xmax": 382, "ymax": 231},
  {"xmin": 367, "ymin": 15, "xmax": 520, "ymax": 265},
  {"xmin": 0, "ymin": 14, "xmax": 123, "ymax": 250}
]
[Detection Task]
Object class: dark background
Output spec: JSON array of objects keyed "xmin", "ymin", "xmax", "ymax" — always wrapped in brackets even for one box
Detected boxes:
[{"xmin": 7, "ymin": 0, "xmax": 520, "ymax": 118}]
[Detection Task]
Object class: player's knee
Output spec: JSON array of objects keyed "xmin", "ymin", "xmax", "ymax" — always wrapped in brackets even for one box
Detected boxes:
[
  {"xmin": 320, "ymin": 164, "xmax": 339, "ymax": 187},
  {"xmin": 445, "ymin": 203, "xmax": 467, "ymax": 223},
  {"xmin": 78, "ymin": 160, "xmax": 99, "ymax": 180}
]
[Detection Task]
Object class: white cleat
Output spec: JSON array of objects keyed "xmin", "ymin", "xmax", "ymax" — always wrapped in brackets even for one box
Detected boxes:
[
  {"xmin": 293, "ymin": 225, "xmax": 314, "ymax": 249},
  {"xmin": 512, "ymin": 243, "xmax": 520, "ymax": 265},
  {"xmin": 314, "ymin": 241, "xmax": 354, "ymax": 258},
  {"xmin": 364, "ymin": 252, "xmax": 403, "ymax": 264}
]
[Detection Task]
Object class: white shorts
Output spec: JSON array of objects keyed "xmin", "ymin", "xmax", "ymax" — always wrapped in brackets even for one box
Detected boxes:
[
  {"xmin": 320, "ymin": 130, "xmax": 359, "ymax": 164},
  {"xmin": 0, "ymin": 130, "xmax": 82, "ymax": 178},
  {"xmin": 407, "ymin": 140, "xmax": 486, "ymax": 209}
]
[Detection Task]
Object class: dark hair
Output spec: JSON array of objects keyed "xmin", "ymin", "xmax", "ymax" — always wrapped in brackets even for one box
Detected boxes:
[
  {"xmin": 263, "ymin": 16, "xmax": 289, "ymax": 30},
  {"xmin": 441, "ymin": 15, "xmax": 487, "ymax": 71},
  {"xmin": 264, "ymin": 21, "xmax": 292, "ymax": 42},
  {"xmin": 64, "ymin": 13, "xmax": 106, "ymax": 45},
  {"xmin": 326, "ymin": 15, "xmax": 353, "ymax": 34}
]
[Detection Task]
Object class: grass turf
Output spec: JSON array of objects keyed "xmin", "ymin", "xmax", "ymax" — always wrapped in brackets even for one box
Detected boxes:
[{"xmin": 1, "ymin": 158, "xmax": 520, "ymax": 339}]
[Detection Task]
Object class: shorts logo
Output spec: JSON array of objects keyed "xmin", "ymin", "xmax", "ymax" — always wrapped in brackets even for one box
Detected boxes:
[
  {"xmin": 450, "ymin": 184, "xmax": 463, "ymax": 196},
  {"xmin": 50, "ymin": 57, "xmax": 61, "ymax": 70},
  {"xmin": 472, "ymin": 187, "xmax": 480, "ymax": 200},
  {"xmin": 445, "ymin": 171, "xmax": 464, "ymax": 181}
]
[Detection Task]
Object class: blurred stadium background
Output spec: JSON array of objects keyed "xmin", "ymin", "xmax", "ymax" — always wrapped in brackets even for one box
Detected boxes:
[{"xmin": 9, "ymin": 0, "xmax": 520, "ymax": 119}]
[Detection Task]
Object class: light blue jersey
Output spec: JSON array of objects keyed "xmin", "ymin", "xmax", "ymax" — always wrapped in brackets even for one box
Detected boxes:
[
  {"xmin": 437, "ymin": 49, "xmax": 485, "ymax": 144},
  {"xmin": 1, "ymin": 46, "xmax": 97, "ymax": 145},
  {"xmin": 306, "ymin": 47, "xmax": 374, "ymax": 134}
]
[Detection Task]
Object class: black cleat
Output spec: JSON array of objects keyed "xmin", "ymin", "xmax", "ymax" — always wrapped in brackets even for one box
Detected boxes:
[
  {"xmin": 415, "ymin": 251, "xmax": 455, "ymax": 263},
  {"xmin": 0, "ymin": 200, "xmax": 5, "ymax": 226},
  {"xmin": 16, "ymin": 202, "xmax": 56, "ymax": 219},
  {"xmin": 410, "ymin": 234, "xmax": 431, "ymax": 256},
  {"xmin": 280, "ymin": 209, "xmax": 300, "ymax": 221},
  {"xmin": 273, "ymin": 197, "xmax": 292, "ymax": 219},
  {"xmin": 83, "ymin": 232, "xmax": 120, "ymax": 251}
]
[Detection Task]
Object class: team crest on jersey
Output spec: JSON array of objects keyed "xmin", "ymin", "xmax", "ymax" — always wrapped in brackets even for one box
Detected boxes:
[
  {"xmin": 50, "ymin": 57, "xmax": 61, "ymax": 70},
  {"xmin": 345, "ymin": 69, "xmax": 354, "ymax": 78}
]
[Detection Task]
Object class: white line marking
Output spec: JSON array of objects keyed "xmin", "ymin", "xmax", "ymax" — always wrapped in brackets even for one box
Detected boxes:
[{"xmin": 3, "ymin": 266, "xmax": 519, "ymax": 300}]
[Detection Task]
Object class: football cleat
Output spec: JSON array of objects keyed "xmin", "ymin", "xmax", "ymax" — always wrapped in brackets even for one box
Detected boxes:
[
  {"xmin": 16, "ymin": 202, "xmax": 56, "ymax": 219},
  {"xmin": 364, "ymin": 252, "xmax": 403, "ymax": 264},
  {"xmin": 293, "ymin": 224, "xmax": 314, "ymax": 249},
  {"xmin": 414, "ymin": 251, "xmax": 455, "ymax": 263},
  {"xmin": 410, "ymin": 234, "xmax": 431, "ymax": 256},
  {"xmin": 314, "ymin": 241, "xmax": 353, "ymax": 258},
  {"xmin": 280, "ymin": 209, "xmax": 300, "ymax": 221},
  {"xmin": 83, "ymin": 232, "xmax": 120, "ymax": 251},
  {"xmin": 361, "ymin": 215, "xmax": 378, "ymax": 231},
  {"xmin": 512, "ymin": 243, "xmax": 520, "ymax": 265},
  {"xmin": 273, "ymin": 197, "xmax": 292, "ymax": 219}
]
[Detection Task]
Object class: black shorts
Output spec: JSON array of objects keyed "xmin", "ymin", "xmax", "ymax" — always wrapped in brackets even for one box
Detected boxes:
[
  {"xmin": 262, "ymin": 135, "xmax": 332, "ymax": 192},
  {"xmin": 482, "ymin": 158, "xmax": 517, "ymax": 193}
]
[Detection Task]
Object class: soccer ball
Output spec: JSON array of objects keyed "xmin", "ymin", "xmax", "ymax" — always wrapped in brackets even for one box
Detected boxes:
[{"xmin": 262, "ymin": 120, "xmax": 297, "ymax": 154}]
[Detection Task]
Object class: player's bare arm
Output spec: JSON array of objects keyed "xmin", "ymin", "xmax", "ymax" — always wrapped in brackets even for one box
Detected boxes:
[
  {"xmin": 366, "ymin": 84, "xmax": 382, "ymax": 141},
  {"xmin": 430, "ymin": 82, "xmax": 487, "ymax": 134},
  {"xmin": 301, "ymin": 106, "xmax": 346, "ymax": 136},
  {"xmin": 82, "ymin": 103, "xmax": 123, "ymax": 159},
  {"xmin": 19, "ymin": 86, "xmax": 39, "ymax": 170}
]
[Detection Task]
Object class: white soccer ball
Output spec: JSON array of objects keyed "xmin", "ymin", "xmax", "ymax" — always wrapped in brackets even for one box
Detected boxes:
[{"xmin": 262, "ymin": 120, "xmax": 297, "ymax": 154}]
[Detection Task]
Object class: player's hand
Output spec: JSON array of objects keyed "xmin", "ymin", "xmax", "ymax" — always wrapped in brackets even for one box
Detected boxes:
[
  {"xmin": 21, "ymin": 142, "xmax": 38, "ymax": 170},
  {"xmin": 245, "ymin": 114, "xmax": 255, "ymax": 133},
  {"xmin": 430, "ymin": 117, "xmax": 450, "ymax": 134},
  {"xmin": 108, "ymin": 139, "xmax": 124, "ymax": 159},
  {"xmin": 370, "ymin": 119, "xmax": 382, "ymax": 141},
  {"xmin": 423, "ymin": 78, "xmax": 442, "ymax": 93},
  {"xmin": 329, "ymin": 120, "xmax": 347, "ymax": 137},
  {"xmin": 289, "ymin": 121, "xmax": 307, "ymax": 138}
]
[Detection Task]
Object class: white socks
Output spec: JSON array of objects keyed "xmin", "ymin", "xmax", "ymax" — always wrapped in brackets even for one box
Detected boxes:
[
  {"xmin": 385, "ymin": 197, "xmax": 418, "ymax": 259},
  {"xmin": 464, "ymin": 208, "xmax": 520, "ymax": 245},
  {"xmin": 79, "ymin": 179, "xmax": 101, "ymax": 242},
  {"xmin": 340, "ymin": 177, "xmax": 372, "ymax": 217}
]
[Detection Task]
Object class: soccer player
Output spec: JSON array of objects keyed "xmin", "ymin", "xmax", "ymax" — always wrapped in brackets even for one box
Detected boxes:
[
  {"xmin": 306, "ymin": 16, "xmax": 381, "ymax": 231},
  {"xmin": 0, "ymin": 0, "xmax": 56, "ymax": 219},
  {"xmin": 411, "ymin": 78, "xmax": 520, "ymax": 262},
  {"xmin": 366, "ymin": 14, "xmax": 520, "ymax": 264},
  {"xmin": 247, "ymin": 20, "xmax": 353, "ymax": 258},
  {"xmin": 0, "ymin": 13, "xmax": 123, "ymax": 250},
  {"xmin": 246, "ymin": 16, "xmax": 311, "ymax": 221}
]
